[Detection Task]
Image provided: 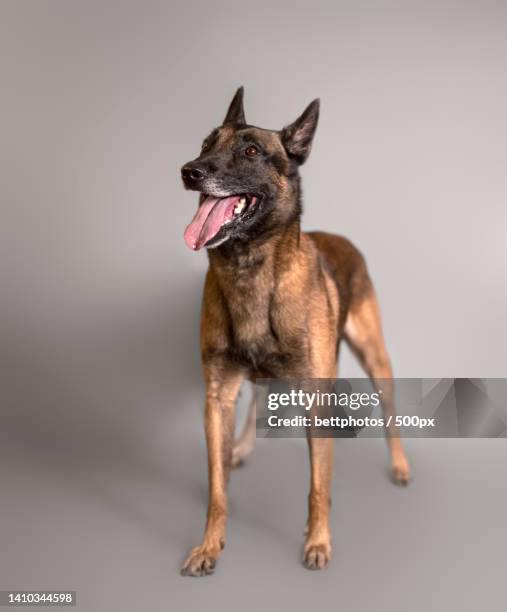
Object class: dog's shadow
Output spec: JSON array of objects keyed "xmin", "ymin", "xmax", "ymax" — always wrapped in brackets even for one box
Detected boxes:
[
  {"xmin": 2, "ymin": 277, "xmax": 204, "ymax": 536},
  {"xmin": 2, "ymin": 275, "xmax": 297, "ymax": 563}
]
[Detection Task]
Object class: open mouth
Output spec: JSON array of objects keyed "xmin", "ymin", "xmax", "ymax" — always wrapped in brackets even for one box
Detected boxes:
[{"xmin": 184, "ymin": 193, "xmax": 258, "ymax": 250}]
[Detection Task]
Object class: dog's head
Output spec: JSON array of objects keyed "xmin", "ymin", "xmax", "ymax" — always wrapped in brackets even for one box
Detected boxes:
[{"xmin": 181, "ymin": 87, "xmax": 319, "ymax": 250}]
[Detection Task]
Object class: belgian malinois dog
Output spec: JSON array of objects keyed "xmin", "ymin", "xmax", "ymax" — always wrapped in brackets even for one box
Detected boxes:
[{"xmin": 180, "ymin": 87, "xmax": 410, "ymax": 576}]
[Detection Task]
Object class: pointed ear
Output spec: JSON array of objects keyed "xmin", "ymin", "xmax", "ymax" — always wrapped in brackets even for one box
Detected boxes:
[
  {"xmin": 281, "ymin": 99, "xmax": 320, "ymax": 164},
  {"xmin": 223, "ymin": 86, "xmax": 246, "ymax": 125}
]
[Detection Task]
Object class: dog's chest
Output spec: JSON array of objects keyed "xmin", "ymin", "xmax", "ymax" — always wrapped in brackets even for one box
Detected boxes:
[
  {"xmin": 225, "ymin": 269, "xmax": 275, "ymax": 345},
  {"xmin": 220, "ymin": 270, "xmax": 298, "ymax": 374}
]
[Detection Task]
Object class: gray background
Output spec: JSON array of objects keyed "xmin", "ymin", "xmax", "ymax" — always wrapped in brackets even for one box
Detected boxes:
[{"xmin": 1, "ymin": 1, "xmax": 506, "ymax": 611}]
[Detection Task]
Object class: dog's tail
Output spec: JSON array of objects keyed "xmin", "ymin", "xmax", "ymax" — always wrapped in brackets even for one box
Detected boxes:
[{"xmin": 231, "ymin": 387, "xmax": 257, "ymax": 468}]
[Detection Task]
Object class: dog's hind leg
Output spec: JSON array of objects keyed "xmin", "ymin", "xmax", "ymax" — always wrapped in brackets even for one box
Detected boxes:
[
  {"xmin": 344, "ymin": 290, "xmax": 411, "ymax": 485},
  {"xmin": 231, "ymin": 386, "xmax": 257, "ymax": 468}
]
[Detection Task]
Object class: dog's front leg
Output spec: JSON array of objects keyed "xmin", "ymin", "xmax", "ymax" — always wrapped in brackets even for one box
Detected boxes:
[
  {"xmin": 302, "ymin": 375, "xmax": 335, "ymax": 570},
  {"xmin": 181, "ymin": 366, "xmax": 245, "ymax": 577},
  {"xmin": 304, "ymin": 435, "xmax": 333, "ymax": 570}
]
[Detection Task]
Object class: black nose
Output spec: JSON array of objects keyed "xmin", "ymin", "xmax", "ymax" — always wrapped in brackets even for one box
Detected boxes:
[{"xmin": 181, "ymin": 166, "xmax": 205, "ymax": 181}]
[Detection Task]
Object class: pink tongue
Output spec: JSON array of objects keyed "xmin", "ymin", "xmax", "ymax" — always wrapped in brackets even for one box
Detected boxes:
[{"xmin": 184, "ymin": 195, "xmax": 241, "ymax": 250}]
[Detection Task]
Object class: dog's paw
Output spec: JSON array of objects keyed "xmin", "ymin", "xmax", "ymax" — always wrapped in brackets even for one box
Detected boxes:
[
  {"xmin": 230, "ymin": 449, "xmax": 246, "ymax": 469},
  {"xmin": 231, "ymin": 439, "xmax": 254, "ymax": 469},
  {"xmin": 303, "ymin": 542, "xmax": 331, "ymax": 570},
  {"xmin": 181, "ymin": 546, "xmax": 219, "ymax": 577},
  {"xmin": 391, "ymin": 457, "xmax": 411, "ymax": 486}
]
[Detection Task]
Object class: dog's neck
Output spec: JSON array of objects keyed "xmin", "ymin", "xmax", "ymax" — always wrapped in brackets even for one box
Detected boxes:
[
  {"xmin": 208, "ymin": 218, "xmax": 301, "ymax": 278},
  {"xmin": 208, "ymin": 179, "xmax": 302, "ymax": 275}
]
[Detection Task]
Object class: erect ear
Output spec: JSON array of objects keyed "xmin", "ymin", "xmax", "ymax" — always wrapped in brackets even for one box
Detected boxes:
[
  {"xmin": 223, "ymin": 86, "xmax": 246, "ymax": 125},
  {"xmin": 281, "ymin": 99, "xmax": 320, "ymax": 164}
]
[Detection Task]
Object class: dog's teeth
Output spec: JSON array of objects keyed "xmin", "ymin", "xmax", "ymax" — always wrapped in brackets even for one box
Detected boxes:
[
  {"xmin": 239, "ymin": 197, "xmax": 246, "ymax": 205},
  {"xmin": 234, "ymin": 201, "xmax": 246, "ymax": 215}
]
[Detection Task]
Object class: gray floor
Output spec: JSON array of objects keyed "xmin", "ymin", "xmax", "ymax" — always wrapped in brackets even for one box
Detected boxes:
[{"xmin": 2, "ymin": 424, "xmax": 505, "ymax": 612}]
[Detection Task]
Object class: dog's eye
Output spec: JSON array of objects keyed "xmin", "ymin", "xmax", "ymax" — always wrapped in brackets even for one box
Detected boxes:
[
  {"xmin": 245, "ymin": 145, "xmax": 258, "ymax": 157},
  {"xmin": 201, "ymin": 142, "xmax": 209, "ymax": 152}
]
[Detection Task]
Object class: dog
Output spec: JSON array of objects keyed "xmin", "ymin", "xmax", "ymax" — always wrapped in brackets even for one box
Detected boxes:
[{"xmin": 180, "ymin": 87, "xmax": 410, "ymax": 576}]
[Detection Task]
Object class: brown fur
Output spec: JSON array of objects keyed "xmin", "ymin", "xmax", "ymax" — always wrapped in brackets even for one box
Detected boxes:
[
  {"xmin": 181, "ymin": 229, "xmax": 410, "ymax": 576},
  {"xmin": 180, "ymin": 90, "xmax": 410, "ymax": 576}
]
